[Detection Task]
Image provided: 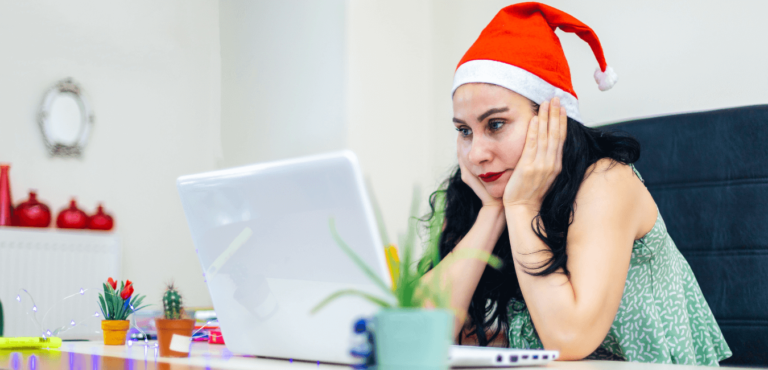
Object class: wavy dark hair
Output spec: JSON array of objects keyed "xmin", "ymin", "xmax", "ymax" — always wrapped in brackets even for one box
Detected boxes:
[{"xmin": 421, "ymin": 101, "xmax": 641, "ymax": 346}]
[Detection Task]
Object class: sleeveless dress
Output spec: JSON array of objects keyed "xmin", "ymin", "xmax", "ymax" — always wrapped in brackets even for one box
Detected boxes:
[{"xmin": 505, "ymin": 163, "xmax": 732, "ymax": 366}]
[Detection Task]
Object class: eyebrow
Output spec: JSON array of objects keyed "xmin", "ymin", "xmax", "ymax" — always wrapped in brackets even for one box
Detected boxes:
[
  {"xmin": 478, "ymin": 107, "xmax": 509, "ymax": 122},
  {"xmin": 452, "ymin": 106, "xmax": 510, "ymax": 125}
]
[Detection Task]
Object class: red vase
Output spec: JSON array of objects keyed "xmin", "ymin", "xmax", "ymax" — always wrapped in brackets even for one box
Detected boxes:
[
  {"xmin": 0, "ymin": 164, "xmax": 14, "ymax": 226},
  {"xmin": 88, "ymin": 204, "xmax": 114, "ymax": 231},
  {"xmin": 16, "ymin": 191, "xmax": 52, "ymax": 228},
  {"xmin": 56, "ymin": 199, "xmax": 88, "ymax": 229}
]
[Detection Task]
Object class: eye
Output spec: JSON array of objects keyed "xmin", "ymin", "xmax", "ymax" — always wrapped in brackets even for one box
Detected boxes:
[
  {"xmin": 456, "ymin": 127, "xmax": 472, "ymax": 137},
  {"xmin": 489, "ymin": 119, "xmax": 505, "ymax": 131}
]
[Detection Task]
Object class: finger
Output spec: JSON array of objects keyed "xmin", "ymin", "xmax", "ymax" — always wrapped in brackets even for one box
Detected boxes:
[
  {"xmin": 546, "ymin": 98, "xmax": 561, "ymax": 166},
  {"xmin": 556, "ymin": 106, "xmax": 567, "ymax": 171},
  {"xmin": 538, "ymin": 100, "xmax": 550, "ymax": 156},
  {"xmin": 520, "ymin": 116, "xmax": 539, "ymax": 164}
]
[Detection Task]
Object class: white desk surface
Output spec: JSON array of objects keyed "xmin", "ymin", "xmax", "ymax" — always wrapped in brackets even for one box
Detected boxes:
[{"xmin": 45, "ymin": 341, "xmax": 741, "ymax": 370}]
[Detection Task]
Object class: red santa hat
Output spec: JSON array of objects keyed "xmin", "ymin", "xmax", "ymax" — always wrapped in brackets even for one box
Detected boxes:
[{"xmin": 452, "ymin": 2, "xmax": 617, "ymax": 123}]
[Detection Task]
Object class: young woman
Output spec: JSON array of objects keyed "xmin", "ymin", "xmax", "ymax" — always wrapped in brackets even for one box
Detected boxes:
[{"xmin": 421, "ymin": 3, "xmax": 731, "ymax": 365}]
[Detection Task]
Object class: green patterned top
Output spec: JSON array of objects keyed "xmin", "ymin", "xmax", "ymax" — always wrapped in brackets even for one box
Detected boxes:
[{"xmin": 506, "ymin": 163, "xmax": 732, "ymax": 366}]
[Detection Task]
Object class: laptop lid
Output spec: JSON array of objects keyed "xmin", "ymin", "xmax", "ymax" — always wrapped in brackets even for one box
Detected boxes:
[{"xmin": 177, "ymin": 151, "xmax": 391, "ymax": 364}]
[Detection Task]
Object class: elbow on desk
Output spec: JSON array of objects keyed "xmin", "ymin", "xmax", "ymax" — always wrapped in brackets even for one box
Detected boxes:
[
  {"xmin": 541, "ymin": 330, "xmax": 602, "ymax": 361},
  {"xmin": 552, "ymin": 348, "xmax": 593, "ymax": 361}
]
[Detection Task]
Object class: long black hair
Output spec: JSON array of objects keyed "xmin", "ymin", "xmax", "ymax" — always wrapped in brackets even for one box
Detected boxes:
[{"xmin": 422, "ymin": 101, "xmax": 641, "ymax": 346}]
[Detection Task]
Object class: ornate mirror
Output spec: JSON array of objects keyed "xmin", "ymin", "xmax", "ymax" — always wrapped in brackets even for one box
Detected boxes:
[{"xmin": 38, "ymin": 78, "xmax": 94, "ymax": 157}]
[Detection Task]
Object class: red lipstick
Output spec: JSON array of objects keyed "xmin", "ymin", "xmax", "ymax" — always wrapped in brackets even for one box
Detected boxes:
[{"xmin": 478, "ymin": 171, "xmax": 505, "ymax": 183}]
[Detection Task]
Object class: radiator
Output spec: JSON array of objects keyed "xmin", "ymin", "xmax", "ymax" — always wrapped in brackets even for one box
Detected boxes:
[{"xmin": 0, "ymin": 228, "xmax": 121, "ymax": 339}]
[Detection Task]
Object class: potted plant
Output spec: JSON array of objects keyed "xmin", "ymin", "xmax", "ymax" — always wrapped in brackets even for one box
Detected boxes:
[
  {"xmin": 98, "ymin": 277, "xmax": 147, "ymax": 345},
  {"xmin": 313, "ymin": 190, "xmax": 501, "ymax": 370},
  {"xmin": 156, "ymin": 282, "xmax": 196, "ymax": 357}
]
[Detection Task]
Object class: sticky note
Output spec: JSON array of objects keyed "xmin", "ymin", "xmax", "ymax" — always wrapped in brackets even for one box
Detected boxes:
[{"xmin": 169, "ymin": 334, "xmax": 192, "ymax": 353}]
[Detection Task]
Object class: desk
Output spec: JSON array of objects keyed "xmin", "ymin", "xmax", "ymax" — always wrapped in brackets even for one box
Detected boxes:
[{"xmin": 0, "ymin": 342, "xmax": 741, "ymax": 370}]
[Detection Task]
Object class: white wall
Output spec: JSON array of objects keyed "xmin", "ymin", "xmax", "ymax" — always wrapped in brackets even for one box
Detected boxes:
[
  {"xmin": 346, "ymin": 0, "xmax": 438, "ymax": 246},
  {"xmin": 219, "ymin": 0, "xmax": 347, "ymax": 168},
  {"xmin": 0, "ymin": 1, "xmax": 221, "ymax": 307},
  {"xmin": 219, "ymin": 0, "xmax": 438, "ymax": 249}
]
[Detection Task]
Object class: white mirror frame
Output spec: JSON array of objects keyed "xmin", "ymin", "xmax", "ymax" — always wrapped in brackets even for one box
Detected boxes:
[{"xmin": 37, "ymin": 78, "xmax": 95, "ymax": 157}]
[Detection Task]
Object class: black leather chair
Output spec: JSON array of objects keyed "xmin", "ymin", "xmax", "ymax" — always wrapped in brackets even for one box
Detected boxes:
[{"xmin": 604, "ymin": 105, "xmax": 768, "ymax": 367}]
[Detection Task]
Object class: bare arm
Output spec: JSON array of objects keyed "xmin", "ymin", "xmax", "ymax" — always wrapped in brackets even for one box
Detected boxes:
[
  {"xmin": 498, "ymin": 99, "xmax": 649, "ymax": 359},
  {"xmin": 422, "ymin": 141, "xmax": 509, "ymax": 340},
  {"xmin": 422, "ymin": 205, "xmax": 506, "ymax": 340},
  {"xmin": 506, "ymin": 160, "xmax": 645, "ymax": 359}
]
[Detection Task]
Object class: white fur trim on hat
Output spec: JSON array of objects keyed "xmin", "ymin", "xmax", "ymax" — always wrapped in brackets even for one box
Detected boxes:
[
  {"xmin": 594, "ymin": 66, "xmax": 618, "ymax": 91},
  {"xmin": 452, "ymin": 59, "xmax": 581, "ymax": 122}
]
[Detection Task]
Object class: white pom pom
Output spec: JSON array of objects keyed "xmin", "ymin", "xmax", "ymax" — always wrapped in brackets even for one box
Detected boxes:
[{"xmin": 594, "ymin": 66, "xmax": 618, "ymax": 91}]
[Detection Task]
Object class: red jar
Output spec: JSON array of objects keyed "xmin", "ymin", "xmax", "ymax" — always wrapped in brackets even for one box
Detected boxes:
[
  {"xmin": 16, "ymin": 191, "xmax": 52, "ymax": 227},
  {"xmin": 88, "ymin": 204, "xmax": 114, "ymax": 231},
  {"xmin": 0, "ymin": 164, "xmax": 14, "ymax": 226},
  {"xmin": 56, "ymin": 199, "xmax": 88, "ymax": 229}
]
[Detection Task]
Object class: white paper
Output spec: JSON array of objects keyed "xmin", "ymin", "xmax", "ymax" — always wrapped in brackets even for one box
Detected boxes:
[{"xmin": 169, "ymin": 334, "xmax": 192, "ymax": 353}]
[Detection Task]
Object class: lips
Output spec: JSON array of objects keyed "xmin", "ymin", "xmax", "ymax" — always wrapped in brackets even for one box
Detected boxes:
[{"xmin": 478, "ymin": 171, "xmax": 505, "ymax": 183}]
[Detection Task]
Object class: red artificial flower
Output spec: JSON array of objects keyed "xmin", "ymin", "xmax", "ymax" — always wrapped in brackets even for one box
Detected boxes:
[
  {"xmin": 120, "ymin": 283, "xmax": 134, "ymax": 300},
  {"xmin": 125, "ymin": 279, "xmax": 133, "ymax": 288},
  {"xmin": 107, "ymin": 277, "xmax": 117, "ymax": 290}
]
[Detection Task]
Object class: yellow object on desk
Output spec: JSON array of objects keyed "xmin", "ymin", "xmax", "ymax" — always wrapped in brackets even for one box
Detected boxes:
[
  {"xmin": 0, "ymin": 337, "xmax": 61, "ymax": 349},
  {"xmin": 384, "ymin": 244, "xmax": 400, "ymax": 290}
]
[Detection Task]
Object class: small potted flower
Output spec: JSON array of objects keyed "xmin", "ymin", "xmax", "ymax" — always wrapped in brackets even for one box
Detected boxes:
[
  {"xmin": 98, "ymin": 277, "xmax": 147, "ymax": 345},
  {"xmin": 155, "ymin": 282, "xmax": 196, "ymax": 357}
]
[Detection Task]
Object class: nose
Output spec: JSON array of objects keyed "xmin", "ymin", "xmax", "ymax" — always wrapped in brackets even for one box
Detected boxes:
[{"xmin": 468, "ymin": 134, "xmax": 492, "ymax": 166}]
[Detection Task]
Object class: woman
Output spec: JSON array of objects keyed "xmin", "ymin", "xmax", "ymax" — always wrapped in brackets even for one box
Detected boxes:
[{"xmin": 421, "ymin": 3, "xmax": 732, "ymax": 365}]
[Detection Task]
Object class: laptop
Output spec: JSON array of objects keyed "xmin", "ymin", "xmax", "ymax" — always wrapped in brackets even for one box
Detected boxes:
[{"xmin": 177, "ymin": 150, "xmax": 557, "ymax": 367}]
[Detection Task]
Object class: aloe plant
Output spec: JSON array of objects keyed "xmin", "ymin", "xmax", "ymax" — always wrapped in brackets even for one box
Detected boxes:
[{"xmin": 312, "ymin": 187, "xmax": 501, "ymax": 314}]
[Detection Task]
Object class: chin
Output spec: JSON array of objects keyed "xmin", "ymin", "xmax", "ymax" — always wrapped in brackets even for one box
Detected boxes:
[{"xmin": 483, "ymin": 183, "xmax": 505, "ymax": 199}]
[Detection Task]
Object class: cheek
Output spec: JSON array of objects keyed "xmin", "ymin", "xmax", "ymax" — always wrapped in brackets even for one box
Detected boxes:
[
  {"xmin": 457, "ymin": 137, "xmax": 471, "ymax": 156},
  {"xmin": 497, "ymin": 126, "xmax": 527, "ymax": 166}
]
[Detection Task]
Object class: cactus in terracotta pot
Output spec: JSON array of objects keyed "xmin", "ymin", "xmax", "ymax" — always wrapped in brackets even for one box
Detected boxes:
[
  {"xmin": 163, "ymin": 283, "xmax": 184, "ymax": 320},
  {"xmin": 156, "ymin": 282, "xmax": 195, "ymax": 357}
]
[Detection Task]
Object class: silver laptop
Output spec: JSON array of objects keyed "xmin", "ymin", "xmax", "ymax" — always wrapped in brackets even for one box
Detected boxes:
[
  {"xmin": 177, "ymin": 151, "xmax": 390, "ymax": 364},
  {"xmin": 177, "ymin": 150, "xmax": 557, "ymax": 367}
]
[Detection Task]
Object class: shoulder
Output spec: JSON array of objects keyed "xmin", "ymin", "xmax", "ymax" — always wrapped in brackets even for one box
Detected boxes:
[
  {"xmin": 570, "ymin": 158, "xmax": 656, "ymax": 242},
  {"xmin": 578, "ymin": 158, "xmax": 639, "ymax": 204}
]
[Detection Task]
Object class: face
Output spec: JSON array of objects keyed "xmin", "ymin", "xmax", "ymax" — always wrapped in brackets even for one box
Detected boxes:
[{"xmin": 452, "ymin": 83, "xmax": 536, "ymax": 198}]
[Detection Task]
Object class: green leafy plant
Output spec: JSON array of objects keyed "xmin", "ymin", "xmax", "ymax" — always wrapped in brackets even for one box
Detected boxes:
[
  {"xmin": 312, "ymin": 187, "xmax": 502, "ymax": 313},
  {"xmin": 162, "ymin": 282, "xmax": 185, "ymax": 320},
  {"xmin": 98, "ymin": 277, "xmax": 148, "ymax": 321}
]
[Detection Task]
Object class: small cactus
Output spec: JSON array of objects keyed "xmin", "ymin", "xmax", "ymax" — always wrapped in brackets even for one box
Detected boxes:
[{"xmin": 162, "ymin": 282, "xmax": 184, "ymax": 320}]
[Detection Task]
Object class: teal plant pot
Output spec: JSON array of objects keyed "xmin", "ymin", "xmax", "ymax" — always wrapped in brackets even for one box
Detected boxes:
[{"xmin": 374, "ymin": 308, "xmax": 454, "ymax": 370}]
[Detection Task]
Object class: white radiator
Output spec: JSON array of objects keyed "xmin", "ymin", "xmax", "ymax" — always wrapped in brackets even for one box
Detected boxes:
[{"xmin": 0, "ymin": 227, "xmax": 121, "ymax": 339}]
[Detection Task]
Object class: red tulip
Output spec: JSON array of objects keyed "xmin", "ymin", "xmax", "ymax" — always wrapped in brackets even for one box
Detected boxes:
[
  {"xmin": 107, "ymin": 277, "xmax": 117, "ymax": 290},
  {"xmin": 120, "ymin": 284, "xmax": 134, "ymax": 300},
  {"xmin": 125, "ymin": 279, "xmax": 133, "ymax": 288}
]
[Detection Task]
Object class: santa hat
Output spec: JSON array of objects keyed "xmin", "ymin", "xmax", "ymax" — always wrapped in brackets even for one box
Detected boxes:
[{"xmin": 452, "ymin": 2, "xmax": 617, "ymax": 123}]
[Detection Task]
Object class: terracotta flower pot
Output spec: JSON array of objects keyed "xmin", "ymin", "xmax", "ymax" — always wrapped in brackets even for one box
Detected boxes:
[
  {"xmin": 101, "ymin": 320, "xmax": 130, "ymax": 345},
  {"xmin": 156, "ymin": 318, "xmax": 195, "ymax": 357}
]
